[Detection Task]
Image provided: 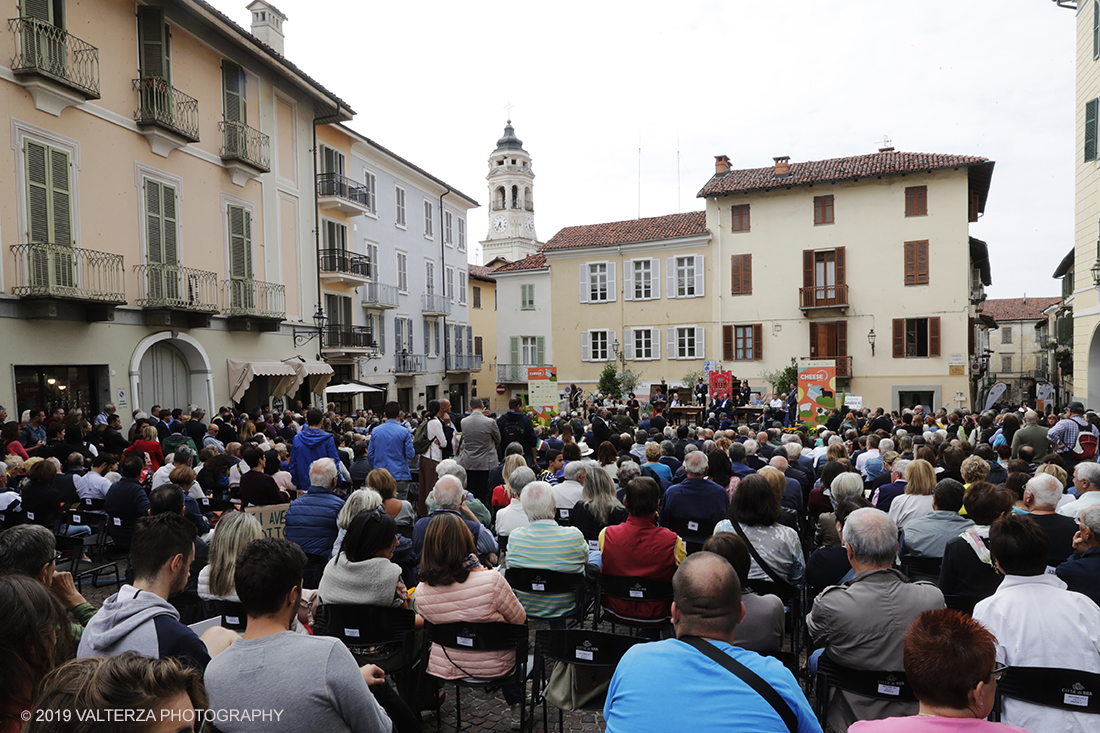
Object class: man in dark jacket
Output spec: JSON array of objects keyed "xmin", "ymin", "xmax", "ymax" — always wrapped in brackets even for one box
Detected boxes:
[
  {"xmin": 497, "ymin": 398, "xmax": 537, "ymax": 465},
  {"xmin": 104, "ymin": 455, "xmax": 151, "ymax": 549},
  {"xmin": 284, "ymin": 457, "xmax": 345, "ymax": 558},
  {"xmin": 184, "ymin": 409, "xmax": 207, "ymax": 445},
  {"xmin": 101, "ymin": 414, "xmax": 129, "ymax": 457},
  {"xmin": 289, "ymin": 409, "xmax": 341, "ymax": 492}
]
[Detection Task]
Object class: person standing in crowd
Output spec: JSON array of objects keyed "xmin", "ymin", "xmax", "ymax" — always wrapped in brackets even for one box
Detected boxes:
[
  {"xmin": 417, "ymin": 400, "xmax": 447, "ymax": 519},
  {"xmin": 289, "ymin": 409, "xmax": 341, "ymax": 493},
  {"xmin": 1046, "ymin": 401, "xmax": 1099, "ymax": 470},
  {"xmin": 458, "ymin": 397, "xmax": 500, "ymax": 507},
  {"xmin": 367, "ymin": 402, "xmax": 416, "ymax": 503}
]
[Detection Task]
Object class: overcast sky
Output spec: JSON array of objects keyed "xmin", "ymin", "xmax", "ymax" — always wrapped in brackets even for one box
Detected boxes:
[{"xmin": 213, "ymin": 0, "xmax": 1074, "ymax": 299}]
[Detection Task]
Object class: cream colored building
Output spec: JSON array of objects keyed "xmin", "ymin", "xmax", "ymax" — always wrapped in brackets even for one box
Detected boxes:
[
  {"xmin": 468, "ymin": 265, "xmax": 500, "ymax": 412},
  {"xmin": 979, "ymin": 297, "xmax": 1061, "ymax": 405},
  {"xmin": 492, "ymin": 252, "xmax": 553, "ymax": 407},
  {"xmin": 699, "ymin": 150, "xmax": 994, "ymax": 412}
]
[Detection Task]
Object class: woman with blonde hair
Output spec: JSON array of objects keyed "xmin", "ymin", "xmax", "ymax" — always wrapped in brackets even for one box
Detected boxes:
[
  {"xmin": 569, "ymin": 461, "xmax": 626, "ymax": 541},
  {"xmin": 331, "ymin": 488, "xmax": 383, "ymax": 558},
  {"xmin": 888, "ymin": 458, "xmax": 937, "ymax": 529},
  {"xmin": 198, "ymin": 510, "xmax": 262, "ymax": 602},
  {"xmin": 367, "ymin": 467, "xmax": 415, "ymax": 529},
  {"xmin": 123, "ymin": 424, "xmax": 164, "ymax": 471},
  {"xmin": 238, "ymin": 420, "xmax": 256, "ymax": 441},
  {"xmin": 491, "ymin": 453, "xmax": 528, "ymax": 509},
  {"xmin": 1035, "ymin": 462, "xmax": 1068, "ymax": 489}
]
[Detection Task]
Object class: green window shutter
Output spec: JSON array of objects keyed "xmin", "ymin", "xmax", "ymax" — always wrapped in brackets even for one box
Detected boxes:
[
  {"xmin": 137, "ymin": 6, "xmax": 169, "ymax": 82},
  {"xmin": 222, "ymin": 61, "xmax": 245, "ymax": 123},
  {"xmin": 1094, "ymin": 1, "xmax": 1099, "ymax": 59},
  {"xmin": 145, "ymin": 180, "xmax": 164, "ymax": 264},
  {"xmin": 162, "ymin": 183, "xmax": 177, "ymax": 267},
  {"xmin": 228, "ymin": 205, "xmax": 252, "ymax": 279},
  {"xmin": 49, "ymin": 147, "xmax": 70, "ymax": 247},
  {"xmin": 26, "ymin": 140, "xmax": 50, "ymax": 243},
  {"xmin": 535, "ymin": 336, "xmax": 545, "ymax": 365},
  {"xmin": 23, "ymin": 0, "xmax": 53, "ymax": 23},
  {"xmin": 510, "ymin": 336, "xmax": 520, "ymax": 364},
  {"xmin": 1087, "ymin": 99, "xmax": 1098, "ymax": 163}
]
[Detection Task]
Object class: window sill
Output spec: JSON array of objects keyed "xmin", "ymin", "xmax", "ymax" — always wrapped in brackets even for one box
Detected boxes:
[
  {"xmin": 424, "ymin": 235, "xmax": 435, "ymax": 241},
  {"xmin": 396, "ymin": 223, "xmax": 407, "ymax": 231},
  {"xmin": 731, "ymin": 229, "xmax": 750, "ymax": 233}
]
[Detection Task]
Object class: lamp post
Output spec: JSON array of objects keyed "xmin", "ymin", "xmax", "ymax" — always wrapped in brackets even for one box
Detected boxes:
[
  {"xmin": 611, "ymin": 339, "xmax": 626, "ymax": 366},
  {"xmin": 293, "ymin": 305, "xmax": 328, "ymax": 360},
  {"xmin": 1091, "ymin": 259, "xmax": 1100, "ymax": 287},
  {"xmin": 867, "ymin": 328, "xmax": 876, "ymax": 357}
]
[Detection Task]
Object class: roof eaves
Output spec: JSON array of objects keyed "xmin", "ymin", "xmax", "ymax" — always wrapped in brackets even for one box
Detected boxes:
[{"xmin": 1053, "ymin": 248, "xmax": 1075, "ymax": 279}]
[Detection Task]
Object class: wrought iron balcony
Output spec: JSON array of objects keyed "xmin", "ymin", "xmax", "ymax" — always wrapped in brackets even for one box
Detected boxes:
[
  {"xmin": 319, "ymin": 248, "xmax": 372, "ymax": 285},
  {"xmin": 224, "ymin": 278, "xmax": 285, "ymax": 320},
  {"xmin": 219, "ymin": 120, "xmax": 270, "ymax": 172},
  {"xmin": 422, "ymin": 292, "xmax": 451, "ymax": 316},
  {"xmin": 322, "ymin": 325, "xmax": 376, "ymax": 351},
  {"xmin": 496, "ymin": 363, "xmax": 536, "ymax": 382},
  {"xmin": 8, "ymin": 17, "xmax": 100, "ymax": 98},
  {"xmin": 363, "ymin": 281, "xmax": 399, "ymax": 309},
  {"xmin": 10, "ymin": 243, "xmax": 124, "ymax": 302},
  {"xmin": 446, "ymin": 354, "xmax": 483, "ymax": 372},
  {"xmin": 799, "ymin": 284, "xmax": 849, "ymax": 310},
  {"xmin": 316, "ymin": 173, "xmax": 371, "ymax": 215},
  {"xmin": 134, "ymin": 263, "xmax": 218, "ymax": 312},
  {"xmin": 133, "ymin": 77, "xmax": 199, "ymax": 142},
  {"xmin": 394, "ymin": 353, "xmax": 427, "ymax": 374}
]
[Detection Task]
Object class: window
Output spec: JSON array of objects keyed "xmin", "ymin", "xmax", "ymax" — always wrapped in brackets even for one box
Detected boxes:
[
  {"xmin": 623, "ymin": 327, "xmax": 658, "ymax": 361},
  {"xmin": 668, "ymin": 326, "xmax": 704, "ymax": 360},
  {"xmin": 522, "ymin": 336, "xmax": 538, "ymax": 365},
  {"xmin": 425, "ymin": 261, "xmax": 434, "ymax": 295},
  {"xmin": 1002, "ymin": 355, "xmax": 1013, "ymax": 373},
  {"xmin": 467, "ymin": 326, "xmax": 473, "ymax": 355},
  {"xmin": 582, "ymin": 330, "xmax": 610, "ymax": 361},
  {"xmin": 669, "ymin": 255, "xmax": 704, "ymax": 298},
  {"xmin": 905, "ymin": 186, "xmax": 927, "ymax": 217},
  {"xmin": 21, "ymin": 0, "xmax": 65, "ymax": 27},
  {"xmin": 474, "ymin": 335, "xmax": 483, "ymax": 357},
  {"xmin": 424, "ymin": 317, "xmax": 432, "ymax": 355},
  {"xmin": 892, "ymin": 317, "xmax": 941, "ymax": 358},
  {"xmin": 138, "ymin": 6, "xmax": 171, "ymax": 83},
  {"xmin": 365, "ymin": 243, "xmax": 378, "ymax": 281},
  {"xmin": 444, "ymin": 211, "xmax": 453, "ymax": 246},
  {"xmin": 320, "ymin": 146, "xmax": 343, "ymax": 176},
  {"xmin": 221, "ymin": 61, "xmax": 246, "ymax": 126},
  {"xmin": 395, "ymin": 185, "xmax": 406, "ymax": 227},
  {"xmin": 1095, "ymin": 0, "xmax": 1099, "ymax": 59},
  {"xmin": 458, "ymin": 217, "xmax": 466, "ymax": 252},
  {"xmin": 434, "ymin": 320, "xmax": 440, "ymax": 356},
  {"xmin": 730, "ymin": 254, "xmax": 752, "ymax": 295},
  {"xmin": 802, "ymin": 247, "xmax": 846, "ymax": 306},
  {"xmin": 626, "ymin": 258, "xmax": 659, "ymax": 301},
  {"xmin": 1087, "ymin": 99, "xmax": 1098, "ymax": 163},
  {"xmin": 459, "ymin": 271, "xmax": 467, "ymax": 305},
  {"xmin": 396, "ymin": 252, "xmax": 408, "ymax": 293},
  {"xmin": 723, "ymin": 324, "xmax": 763, "ymax": 361},
  {"xmin": 323, "ymin": 219, "xmax": 347, "ymax": 250},
  {"xmin": 473, "ymin": 285, "xmax": 482, "ymax": 309},
  {"xmin": 226, "ymin": 204, "xmax": 253, "ymax": 310},
  {"xmin": 423, "ymin": 200, "xmax": 433, "ymax": 238},
  {"xmin": 26, "ymin": 140, "xmax": 72, "ymax": 251},
  {"xmin": 144, "ymin": 178, "xmax": 178, "ymax": 300},
  {"xmin": 455, "ymin": 325, "xmax": 463, "ymax": 355},
  {"xmin": 731, "ymin": 204, "xmax": 750, "ymax": 232},
  {"xmin": 362, "ymin": 169, "xmax": 377, "ymax": 214},
  {"xmin": 580, "ymin": 261, "xmax": 615, "ymax": 303},
  {"xmin": 510, "ymin": 336, "xmax": 545, "ymax": 365},
  {"xmin": 520, "ymin": 283, "xmax": 535, "ymax": 310},
  {"xmin": 904, "ymin": 240, "xmax": 929, "ymax": 285},
  {"xmin": 445, "ymin": 266, "xmax": 454, "ymax": 302},
  {"xmin": 1002, "ymin": 327, "xmax": 1012, "ymax": 344},
  {"xmin": 324, "ymin": 293, "xmax": 352, "ymax": 326},
  {"xmin": 814, "ymin": 195, "xmax": 834, "ymax": 225},
  {"xmin": 810, "ymin": 323, "xmax": 847, "ymax": 367}
]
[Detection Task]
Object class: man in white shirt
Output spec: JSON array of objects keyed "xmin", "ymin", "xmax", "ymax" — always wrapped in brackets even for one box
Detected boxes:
[
  {"xmin": 78, "ymin": 454, "xmax": 117, "ymax": 502},
  {"xmin": 553, "ymin": 460, "xmax": 587, "ymax": 511},
  {"xmin": 973, "ymin": 513, "xmax": 1100, "ymax": 733},
  {"xmin": 1058, "ymin": 461, "xmax": 1100, "ymax": 521},
  {"xmin": 854, "ymin": 435, "xmax": 882, "ymax": 478},
  {"xmin": 152, "ymin": 445, "xmax": 202, "ymax": 499},
  {"xmin": 495, "ymin": 467, "xmax": 535, "ymax": 538}
]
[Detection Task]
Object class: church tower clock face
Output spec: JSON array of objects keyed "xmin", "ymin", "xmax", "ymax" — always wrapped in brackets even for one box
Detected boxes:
[
  {"xmin": 524, "ymin": 216, "xmax": 534, "ymax": 234},
  {"xmin": 493, "ymin": 214, "xmax": 509, "ymax": 232}
]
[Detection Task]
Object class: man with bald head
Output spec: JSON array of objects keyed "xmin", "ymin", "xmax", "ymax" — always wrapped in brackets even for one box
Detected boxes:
[
  {"xmin": 604, "ymin": 552, "xmax": 819, "ymax": 732},
  {"xmin": 1011, "ymin": 409, "xmax": 1049, "ymax": 461}
]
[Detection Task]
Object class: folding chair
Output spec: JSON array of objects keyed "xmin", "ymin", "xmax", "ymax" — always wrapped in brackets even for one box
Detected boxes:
[
  {"xmin": 302, "ymin": 552, "xmax": 330, "ymax": 590},
  {"xmin": 595, "ymin": 574, "xmax": 673, "ymax": 633},
  {"xmin": 899, "ymin": 554, "xmax": 942, "ymax": 585},
  {"xmin": 213, "ymin": 600, "xmax": 248, "ymax": 631},
  {"xmin": 505, "ymin": 566, "xmax": 589, "ymax": 629},
  {"xmin": 424, "ymin": 620, "xmax": 529, "ymax": 732},
  {"xmin": 943, "ymin": 594, "xmax": 979, "ymax": 616},
  {"xmin": 0, "ymin": 506, "xmax": 28, "ymax": 530},
  {"xmin": 555, "ymin": 507, "xmax": 573, "ymax": 526},
  {"xmin": 60, "ymin": 508, "xmax": 109, "ymax": 561},
  {"xmin": 198, "ymin": 496, "xmax": 236, "ymax": 513},
  {"xmin": 744, "ymin": 579, "xmax": 804, "ymax": 654},
  {"xmin": 992, "ymin": 666, "xmax": 1100, "ymax": 721},
  {"xmin": 663, "ymin": 516, "xmax": 717, "ymax": 554},
  {"xmin": 813, "ymin": 655, "xmax": 916, "ymax": 728},
  {"xmin": 530, "ymin": 628, "xmax": 648, "ymax": 732},
  {"xmin": 79, "ymin": 497, "xmax": 107, "ymax": 511},
  {"xmin": 322, "ymin": 604, "xmax": 423, "ymax": 711},
  {"xmin": 53, "ymin": 533, "xmax": 121, "ymax": 592}
]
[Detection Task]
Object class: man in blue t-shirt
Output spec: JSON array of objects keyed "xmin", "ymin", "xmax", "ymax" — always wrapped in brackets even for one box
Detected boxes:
[{"xmin": 604, "ymin": 552, "xmax": 820, "ymax": 733}]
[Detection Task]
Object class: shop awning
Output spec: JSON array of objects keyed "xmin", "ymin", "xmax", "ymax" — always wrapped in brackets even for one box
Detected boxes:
[
  {"xmin": 285, "ymin": 360, "xmax": 334, "ymax": 397},
  {"xmin": 324, "ymin": 381, "xmax": 384, "ymax": 395},
  {"xmin": 227, "ymin": 359, "xmax": 298, "ymax": 403}
]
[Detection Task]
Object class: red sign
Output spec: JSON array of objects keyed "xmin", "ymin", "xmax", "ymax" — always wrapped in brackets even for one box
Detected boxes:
[
  {"xmin": 709, "ymin": 370, "xmax": 733, "ymax": 401},
  {"xmin": 496, "ymin": 384, "xmax": 506, "ymax": 395}
]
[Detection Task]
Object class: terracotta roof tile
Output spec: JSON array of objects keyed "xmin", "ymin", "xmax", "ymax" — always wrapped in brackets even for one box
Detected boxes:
[
  {"xmin": 469, "ymin": 265, "xmax": 496, "ymax": 282},
  {"xmin": 698, "ymin": 151, "xmax": 991, "ymax": 197},
  {"xmin": 493, "ymin": 253, "xmax": 547, "ymax": 273},
  {"xmin": 979, "ymin": 297, "xmax": 1061, "ymax": 322},
  {"xmin": 541, "ymin": 211, "xmax": 707, "ymax": 251}
]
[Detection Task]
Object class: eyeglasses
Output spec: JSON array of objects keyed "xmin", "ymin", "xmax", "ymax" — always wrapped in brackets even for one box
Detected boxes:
[
  {"xmin": 992, "ymin": 662, "xmax": 1009, "ymax": 682},
  {"xmin": 53, "ymin": 552, "xmax": 64, "ymax": 564}
]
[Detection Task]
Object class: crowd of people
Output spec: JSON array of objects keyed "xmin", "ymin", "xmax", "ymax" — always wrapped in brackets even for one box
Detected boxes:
[{"xmin": 2, "ymin": 394, "xmax": 1100, "ymax": 732}]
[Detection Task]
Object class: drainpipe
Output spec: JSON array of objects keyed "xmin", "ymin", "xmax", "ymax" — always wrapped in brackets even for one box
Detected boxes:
[
  {"xmin": 440, "ymin": 187, "xmax": 451, "ymax": 389},
  {"xmin": 311, "ymin": 121, "xmax": 325, "ymax": 364}
]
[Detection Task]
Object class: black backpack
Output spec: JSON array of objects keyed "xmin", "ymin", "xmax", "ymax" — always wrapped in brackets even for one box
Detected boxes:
[{"xmin": 500, "ymin": 415, "xmax": 526, "ymax": 450}]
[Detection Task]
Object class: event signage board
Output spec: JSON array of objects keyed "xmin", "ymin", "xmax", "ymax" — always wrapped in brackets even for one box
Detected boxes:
[
  {"xmin": 797, "ymin": 359, "xmax": 838, "ymax": 428},
  {"xmin": 245, "ymin": 503, "xmax": 290, "ymax": 540}
]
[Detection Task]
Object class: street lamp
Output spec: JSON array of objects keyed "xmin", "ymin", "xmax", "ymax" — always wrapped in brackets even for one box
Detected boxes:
[
  {"xmin": 611, "ymin": 338, "xmax": 626, "ymax": 365},
  {"xmin": 293, "ymin": 306, "xmax": 328, "ymax": 357},
  {"xmin": 1091, "ymin": 259, "xmax": 1100, "ymax": 287},
  {"xmin": 867, "ymin": 328, "xmax": 876, "ymax": 357}
]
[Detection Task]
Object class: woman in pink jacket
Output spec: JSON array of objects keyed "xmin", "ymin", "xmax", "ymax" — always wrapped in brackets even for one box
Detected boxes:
[{"xmin": 415, "ymin": 512, "xmax": 526, "ymax": 727}]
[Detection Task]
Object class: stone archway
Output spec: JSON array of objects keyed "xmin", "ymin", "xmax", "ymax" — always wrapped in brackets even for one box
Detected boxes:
[
  {"xmin": 129, "ymin": 331, "xmax": 214, "ymax": 416},
  {"xmin": 1088, "ymin": 323, "xmax": 1100, "ymax": 410}
]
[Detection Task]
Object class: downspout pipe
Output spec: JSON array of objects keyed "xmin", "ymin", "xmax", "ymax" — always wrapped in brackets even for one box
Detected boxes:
[
  {"xmin": 440, "ymin": 187, "xmax": 451, "ymax": 386},
  {"xmin": 311, "ymin": 120, "xmax": 324, "ymax": 364}
]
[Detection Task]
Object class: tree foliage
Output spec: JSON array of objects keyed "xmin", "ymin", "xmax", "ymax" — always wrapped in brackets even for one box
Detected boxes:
[
  {"xmin": 760, "ymin": 358, "xmax": 799, "ymax": 394},
  {"xmin": 598, "ymin": 362, "xmax": 622, "ymax": 398}
]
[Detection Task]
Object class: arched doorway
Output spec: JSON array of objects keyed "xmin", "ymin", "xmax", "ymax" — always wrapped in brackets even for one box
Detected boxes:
[
  {"xmin": 1087, "ymin": 324, "xmax": 1100, "ymax": 409},
  {"xmin": 129, "ymin": 332, "xmax": 214, "ymax": 416}
]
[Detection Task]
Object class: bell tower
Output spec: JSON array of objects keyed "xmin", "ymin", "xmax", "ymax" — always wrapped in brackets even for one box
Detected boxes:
[{"xmin": 480, "ymin": 121, "xmax": 538, "ymax": 263}]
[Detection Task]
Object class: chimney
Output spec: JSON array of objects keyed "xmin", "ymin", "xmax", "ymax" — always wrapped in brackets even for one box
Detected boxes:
[
  {"xmin": 247, "ymin": 0, "xmax": 287, "ymax": 56},
  {"xmin": 714, "ymin": 155, "xmax": 731, "ymax": 175},
  {"xmin": 878, "ymin": 146, "xmax": 895, "ymax": 153},
  {"xmin": 773, "ymin": 156, "xmax": 790, "ymax": 177}
]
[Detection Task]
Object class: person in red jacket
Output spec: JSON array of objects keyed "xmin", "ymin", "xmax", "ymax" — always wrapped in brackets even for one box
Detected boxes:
[
  {"xmin": 599, "ymin": 476, "xmax": 686, "ymax": 633},
  {"xmin": 123, "ymin": 424, "xmax": 165, "ymax": 471}
]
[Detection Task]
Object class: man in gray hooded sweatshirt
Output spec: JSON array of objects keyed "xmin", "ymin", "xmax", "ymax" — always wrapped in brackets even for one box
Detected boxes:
[{"xmin": 77, "ymin": 512, "xmax": 234, "ymax": 670}]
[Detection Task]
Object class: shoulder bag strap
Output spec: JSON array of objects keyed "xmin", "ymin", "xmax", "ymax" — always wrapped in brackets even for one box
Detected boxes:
[
  {"xmin": 728, "ymin": 519, "xmax": 791, "ymax": 587},
  {"xmin": 679, "ymin": 636, "xmax": 798, "ymax": 733}
]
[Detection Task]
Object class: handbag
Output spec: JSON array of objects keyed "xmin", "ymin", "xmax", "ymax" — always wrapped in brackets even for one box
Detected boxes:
[
  {"xmin": 543, "ymin": 660, "xmax": 614, "ymax": 710},
  {"xmin": 728, "ymin": 520, "xmax": 794, "ymax": 588}
]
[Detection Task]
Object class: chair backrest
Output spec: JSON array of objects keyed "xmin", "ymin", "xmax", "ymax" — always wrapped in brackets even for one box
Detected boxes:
[
  {"xmin": 555, "ymin": 507, "xmax": 573, "ymax": 525},
  {"xmin": 324, "ymin": 604, "xmax": 416, "ymax": 646},
  {"xmin": 505, "ymin": 566, "xmax": 587, "ymax": 596},
  {"xmin": 899, "ymin": 554, "xmax": 942, "ymax": 582},
  {"xmin": 214, "ymin": 600, "xmax": 248, "ymax": 631},
  {"xmin": 943, "ymin": 594, "xmax": 978, "ymax": 616},
  {"xmin": 996, "ymin": 666, "xmax": 1100, "ymax": 715},
  {"xmin": 81, "ymin": 497, "xmax": 106, "ymax": 511},
  {"xmin": 664, "ymin": 516, "xmax": 717, "ymax": 542},
  {"xmin": 0, "ymin": 507, "xmax": 28, "ymax": 530},
  {"xmin": 496, "ymin": 534, "xmax": 509, "ymax": 555},
  {"xmin": 816, "ymin": 655, "xmax": 916, "ymax": 704},
  {"xmin": 53, "ymin": 533, "xmax": 85, "ymax": 574},
  {"xmin": 743, "ymin": 579, "xmax": 800, "ymax": 604},
  {"xmin": 199, "ymin": 496, "xmax": 235, "ymax": 513},
  {"xmin": 535, "ymin": 628, "xmax": 648, "ymax": 667},
  {"xmin": 427, "ymin": 621, "xmax": 528, "ymax": 656},
  {"xmin": 598, "ymin": 574, "xmax": 673, "ymax": 604}
]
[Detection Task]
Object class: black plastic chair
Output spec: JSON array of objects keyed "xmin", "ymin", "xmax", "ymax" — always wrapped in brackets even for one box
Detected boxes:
[
  {"xmin": 59, "ymin": 508, "xmax": 110, "ymax": 561},
  {"xmin": 322, "ymin": 604, "xmax": 423, "ymax": 710},
  {"xmin": 198, "ymin": 496, "xmax": 236, "ymax": 513},
  {"xmin": 0, "ymin": 506, "xmax": 28, "ymax": 530},
  {"xmin": 899, "ymin": 554, "xmax": 942, "ymax": 584},
  {"xmin": 53, "ymin": 533, "xmax": 121, "ymax": 592},
  {"xmin": 530, "ymin": 628, "xmax": 648, "ymax": 732},
  {"xmin": 302, "ymin": 552, "xmax": 329, "ymax": 590},
  {"xmin": 505, "ymin": 566, "xmax": 589, "ymax": 628},
  {"xmin": 79, "ymin": 497, "xmax": 107, "ymax": 512},
  {"xmin": 424, "ymin": 621, "xmax": 529, "ymax": 732},
  {"xmin": 943, "ymin": 594, "xmax": 979, "ymax": 616},
  {"xmin": 663, "ymin": 516, "xmax": 717, "ymax": 554},
  {"xmin": 555, "ymin": 507, "xmax": 573, "ymax": 526},
  {"xmin": 744, "ymin": 579, "xmax": 804, "ymax": 654},
  {"xmin": 595, "ymin": 574, "xmax": 673, "ymax": 632},
  {"xmin": 213, "ymin": 600, "xmax": 248, "ymax": 631},
  {"xmin": 814, "ymin": 655, "xmax": 916, "ymax": 728},
  {"xmin": 992, "ymin": 666, "xmax": 1100, "ymax": 721}
]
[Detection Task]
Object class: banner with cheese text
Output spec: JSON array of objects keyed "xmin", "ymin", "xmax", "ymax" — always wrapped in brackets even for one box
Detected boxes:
[
  {"xmin": 797, "ymin": 359, "xmax": 838, "ymax": 428},
  {"xmin": 526, "ymin": 366, "xmax": 559, "ymax": 423}
]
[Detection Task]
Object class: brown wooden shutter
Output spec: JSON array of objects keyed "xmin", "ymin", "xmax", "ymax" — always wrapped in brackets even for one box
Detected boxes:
[
  {"xmin": 753, "ymin": 324, "xmax": 763, "ymax": 360},
  {"xmin": 814, "ymin": 196, "xmax": 823, "ymax": 225},
  {"xmin": 723, "ymin": 325, "xmax": 734, "ymax": 362},
  {"xmin": 969, "ymin": 192, "xmax": 979, "ymax": 223},
  {"xmin": 917, "ymin": 241, "xmax": 929, "ymax": 284},
  {"xmin": 968, "ymin": 316, "xmax": 975, "ymax": 357},
  {"xmin": 742, "ymin": 255, "xmax": 752, "ymax": 294},
  {"xmin": 893, "ymin": 318, "xmax": 905, "ymax": 358},
  {"xmin": 835, "ymin": 247, "xmax": 846, "ymax": 286},
  {"xmin": 810, "ymin": 323, "xmax": 819, "ymax": 357},
  {"xmin": 803, "ymin": 250, "xmax": 814, "ymax": 307},
  {"xmin": 904, "ymin": 241, "xmax": 917, "ymax": 285},
  {"xmin": 929, "ymin": 317, "xmax": 941, "ymax": 357},
  {"xmin": 837, "ymin": 321, "xmax": 848, "ymax": 356},
  {"xmin": 731, "ymin": 256, "xmax": 741, "ymax": 294}
]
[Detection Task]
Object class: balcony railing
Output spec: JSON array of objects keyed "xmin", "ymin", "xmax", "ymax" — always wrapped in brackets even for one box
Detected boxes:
[
  {"xmin": 497, "ymin": 363, "xmax": 536, "ymax": 382},
  {"xmin": 133, "ymin": 77, "xmax": 199, "ymax": 142},
  {"xmin": 134, "ymin": 263, "xmax": 218, "ymax": 312},
  {"xmin": 322, "ymin": 325, "xmax": 376, "ymax": 351},
  {"xmin": 447, "ymin": 354, "xmax": 483, "ymax": 371},
  {"xmin": 805, "ymin": 355, "xmax": 852, "ymax": 378},
  {"xmin": 316, "ymin": 172, "xmax": 370, "ymax": 207},
  {"xmin": 319, "ymin": 248, "xmax": 372, "ymax": 279},
  {"xmin": 799, "ymin": 283, "xmax": 849, "ymax": 309},
  {"xmin": 10, "ymin": 243, "xmax": 124, "ymax": 302},
  {"xmin": 8, "ymin": 17, "xmax": 99, "ymax": 98},
  {"xmin": 394, "ymin": 353, "xmax": 427, "ymax": 373},
  {"xmin": 363, "ymin": 281, "xmax": 399, "ymax": 308},
  {"xmin": 224, "ymin": 278, "xmax": 285, "ymax": 320},
  {"xmin": 219, "ymin": 120, "xmax": 270, "ymax": 171},
  {"xmin": 422, "ymin": 292, "xmax": 451, "ymax": 316}
]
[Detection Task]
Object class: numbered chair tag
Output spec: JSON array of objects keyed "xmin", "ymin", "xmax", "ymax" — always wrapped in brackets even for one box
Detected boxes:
[
  {"xmin": 560, "ymin": 510, "xmax": 570, "ymax": 519},
  {"xmin": 588, "ymin": 540, "xmax": 600, "ymax": 552},
  {"xmin": 629, "ymin": 590, "xmax": 644, "ymax": 598},
  {"xmin": 225, "ymin": 616, "xmax": 240, "ymax": 626},
  {"xmin": 113, "ymin": 517, "xmax": 122, "ymax": 526},
  {"xmin": 344, "ymin": 628, "xmax": 360, "ymax": 638},
  {"xmin": 687, "ymin": 521, "xmax": 699, "ymax": 532},
  {"xmin": 877, "ymin": 684, "xmax": 900, "ymax": 696},
  {"xmin": 26, "ymin": 512, "xmax": 34, "ymax": 520},
  {"xmin": 71, "ymin": 514, "xmax": 81, "ymax": 523},
  {"xmin": 531, "ymin": 583, "xmax": 545, "ymax": 592},
  {"xmin": 575, "ymin": 649, "xmax": 594, "ymax": 661},
  {"xmin": 457, "ymin": 636, "xmax": 474, "ymax": 647}
]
